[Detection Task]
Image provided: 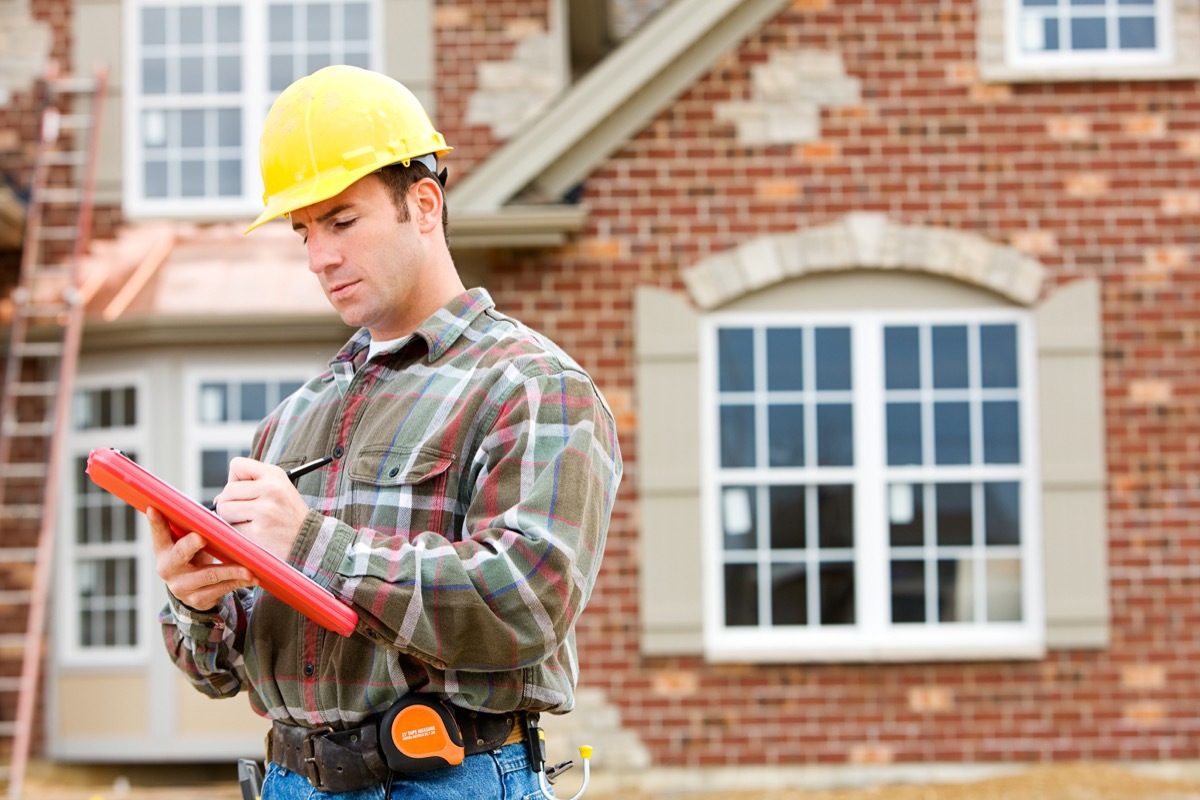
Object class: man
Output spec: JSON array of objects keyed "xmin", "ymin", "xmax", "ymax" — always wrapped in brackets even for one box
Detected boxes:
[{"xmin": 148, "ymin": 65, "xmax": 622, "ymax": 799}]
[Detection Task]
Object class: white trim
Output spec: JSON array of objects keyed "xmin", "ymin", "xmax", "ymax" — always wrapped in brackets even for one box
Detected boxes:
[{"xmin": 701, "ymin": 308, "xmax": 1044, "ymax": 663}]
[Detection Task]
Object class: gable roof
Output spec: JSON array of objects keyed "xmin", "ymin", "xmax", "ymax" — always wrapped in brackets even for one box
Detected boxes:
[{"xmin": 449, "ymin": 0, "xmax": 790, "ymax": 215}]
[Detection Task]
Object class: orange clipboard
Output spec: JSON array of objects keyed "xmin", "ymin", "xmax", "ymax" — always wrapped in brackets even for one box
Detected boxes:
[{"xmin": 86, "ymin": 448, "xmax": 359, "ymax": 636}]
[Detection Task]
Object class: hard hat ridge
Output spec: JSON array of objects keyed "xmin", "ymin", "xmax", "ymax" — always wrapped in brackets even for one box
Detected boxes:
[{"xmin": 245, "ymin": 65, "xmax": 452, "ymax": 234}]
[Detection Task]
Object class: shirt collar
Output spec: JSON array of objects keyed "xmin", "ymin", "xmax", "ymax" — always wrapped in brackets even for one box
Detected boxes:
[{"xmin": 332, "ymin": 288, "xmax": 495, "ymax": 367}]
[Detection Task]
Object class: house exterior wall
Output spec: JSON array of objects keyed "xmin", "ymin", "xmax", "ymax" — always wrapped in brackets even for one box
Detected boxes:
[
  {"xmin": 449, "ymin": 0, "xmax": 1200, "ymax": 769},
  {"xmin": 4, "ymin": 0, "xmax": 1199, "ymax": 781}
]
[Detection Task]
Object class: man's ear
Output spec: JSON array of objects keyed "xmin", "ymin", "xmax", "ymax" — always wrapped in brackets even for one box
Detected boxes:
[{"xmin": 410, "ymin": 178, "xmax": 443, "ymax": 233}]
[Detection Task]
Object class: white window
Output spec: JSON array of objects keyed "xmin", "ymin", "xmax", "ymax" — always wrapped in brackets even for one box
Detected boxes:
[
  {"xmin": 1007, "ymin": 0, "xmax": 1172, "ymax": 69},
  {"xmin": 59, "ymin": 377, "xmax": 152, "ymax": 665},
  {"xmin": 124, "ymin": 0, "xmax": 381, "ymax": 219},
  {"xmin": 702, "ymin": 310, "xmax": 1043, "ymax": 662},
  {"xmin": 183, "ymin": 370, "xmax": 309, "ymax": 503}
]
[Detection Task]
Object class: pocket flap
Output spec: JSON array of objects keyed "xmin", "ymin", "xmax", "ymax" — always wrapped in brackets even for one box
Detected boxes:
[{"xmin": 347, "ymin": 446, "xmax": 455, "ymax": 487}]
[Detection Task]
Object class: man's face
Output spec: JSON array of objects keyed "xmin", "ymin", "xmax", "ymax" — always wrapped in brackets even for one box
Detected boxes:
[{"xmin": 289, "ymin": 175, "xmax": 426, "ymax": 340}]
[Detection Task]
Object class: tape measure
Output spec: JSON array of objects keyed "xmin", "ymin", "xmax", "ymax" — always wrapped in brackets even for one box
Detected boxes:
[{"xmin": 379, "ymin": 695, "xmax": 465, "ymax": 773}]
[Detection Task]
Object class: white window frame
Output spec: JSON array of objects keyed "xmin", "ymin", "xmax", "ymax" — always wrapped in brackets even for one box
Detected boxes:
[
  {"xmin": 56, "ymin": 371, "xmax": 154, "ymax": 668},
  {"xmin": 122, "ymin": 0, "xmax": 384, "ymax": 221},
  {"xmin": 1005, "ymin": 0, "xmax": 1174, "ymax": 71},
  {"xmin": 700, "ymin": 308, "xmax": 1044, "ymax": 663}
]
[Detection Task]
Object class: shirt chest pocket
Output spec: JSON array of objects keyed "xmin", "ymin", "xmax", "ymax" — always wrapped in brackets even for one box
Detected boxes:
[
  {"xmin": 345, "ymin": 445, "xmax": 458, "ymax": 535},
  {"xmin": 348, "ymin": 445, "xmax": 455, "ymax": 486}
]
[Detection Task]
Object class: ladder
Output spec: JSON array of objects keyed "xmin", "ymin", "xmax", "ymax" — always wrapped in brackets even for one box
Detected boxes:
[{"xmin": 0, "ymin": 63, "xmax": 108, "ymax": 800}]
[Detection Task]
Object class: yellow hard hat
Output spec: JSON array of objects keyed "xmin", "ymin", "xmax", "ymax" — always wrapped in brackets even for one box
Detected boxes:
[{"xmin": 245, "ymin": 65, "xmax": 452, "ymax": 233}]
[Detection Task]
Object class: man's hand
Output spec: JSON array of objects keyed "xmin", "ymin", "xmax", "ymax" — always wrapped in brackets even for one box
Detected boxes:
[
  {"xmin": 148, "ymin": 507, "xmax": 256, "ymax": 611},
  {"xmin": 211, "ymin": 457, "xmax": 310, "ymax": 562}
]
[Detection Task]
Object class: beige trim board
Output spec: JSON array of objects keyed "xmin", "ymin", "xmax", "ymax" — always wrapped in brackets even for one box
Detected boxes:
[
  {"xmin": 451, "ymin": 205, "xmax": 589, "ymax": 249},
  {"xmin": 449, "ymin": 0, "xmax": 791, "ymax": 212}
]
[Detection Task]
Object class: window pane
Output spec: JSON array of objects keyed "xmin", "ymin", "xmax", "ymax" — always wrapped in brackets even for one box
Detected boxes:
[
  {"xmin": 890, "ymin": 560, "xmax": 925, "ymax": 622},
  {"xmin": 722, "ymin": 486, "xmax": 757, "ymax": 549},
  {"xmin": 766, "ymin": 328, "xmax": 804, "ymax": 391},
  {"xmin": 987, "ymin": 559, "xmax": 1022, "ymax": 622},
  {"xmin": 938, "ymin": 558, "xmax": 974, "ymax": 622},
  {"xmin": 344, "ymin": 3, "xmax": 369, "ymax": 39},
  {"xmin": 218, "ymin": 159, "xmax": 242, "ymax": 196},
  {"xmin": 817, "ymin": 484, "xmax": 854, "ymax": 549},
  {"xmin": 768, "ymin": 485, "xmax": 805, "ymax": 550},
  {"xmin": 816, "ymin": 403, "xmax": 852, "ymax": 467},
  {"xmin": 202, "ymin": 449, "xmax": 228, "ymax": 488},
  {"xmin": 269, "ymin": 5, "xmax": 293, "ymax": 41},
  {"xmin": 767, "ymin": 404, "xmax": 804, "ymax": 467},
  {"xmin": 181, "ymin": 109, "xmax": 205, "ymax": 147},
  {"xmin": 724, "ymin": 564, "xmax": 758, "ymax": 626},
  {"xmin": 886, "ymin": 402, "xmax": 921, "ymax": 466},
  {"xmin": 720, "ymin": 405, "xmax": 756, "ymax": 468},
  {"xmin": 222, "ymin": 106, "xmax": 244, "ymax": 143},
  {"xmin": 199, "ymin": 383, "xmax": 227, "ymax": 422},
  {"xmin": 1043, "ymin": 17, "xmax": 1061, "ymax": 49},
  {"xmin": 884, "ymin": 326, "xmax": 920, "ymax": 390},
  {"xmin": 936, "ymin": 483, "xmax": 973, "ymax": 546},
  {"xmin": 819, "ymin": 562, "xmax": 855, "ymax": 625},
  {"xmin": 1118, "ymin": 15, "xmax": 1155, "ymax": 47},
  {"xmin": 179, "ymin": 6, "xmax": 204, "ymax": 44},
  {"xmin": 216, "ymin": 54, "xmax": 241, "ymax": 92},
  {"xmin": 984, "ymin": 481, "xmax": 1020, "ymax": 545},
  {"xmin": 180, "ymin": 57, "xmax": 205, "ymax": 94},
  {"xmin": 181, "ymin": 160, "xmax": 206, "ymax": 197},
  {"xmin": 1071, "ymin": 16, "xmax": 1107, "ymax": 48},
  {"xmin": 980, "ymin": 324, "xmax": 1018, "ymax": 388},
  {"xmin": 718, "ymin": 328, "xmax": 754, "ymax": 391},
  {"xmin": 814, "ymin": 327, "xmax": 851, "ymax": 390},
  {"xmin": 983, "ymin": 400, "xmax": 1020, "ymax": 464},
  {"xmin": 142, "ymin": 58, "xmax": 168, "ymax": 95},
  {"xmin": 345, "ymin": 50, "xmax": 370, "ymax": 69},
  {"xmin": 770, "ymin": 564, "xmax": 807, "ymax": 625},
  {"xmin": 240, "ymin": 381, "xmax": 268, "ymax": 421},
  {"xmin": 142, "ymin": 7, "xmax": 167, "ymax": 45},
  {"xmin": 270, "ymin": 55, "xmax": 294, "ymax": 92},
  {"xmin": 144, "ymin": 161, "xmax": 168, "ymax": 198},
  {"xmin": 933, "ymin": 401, "xmax": 970, "ymax": 464},
  {"xmin": 215, "ymin": 5, "xmax": 240, "ymax": 42},
  {"xmin": 931, "ymin": 326, "xmax": 968, "ymax": 388},
  {"xmin": 307, "ymin": 4, "xmax": 332, "ymax": 41},
  {"xmin": 889, "ymin": 483, "xmax": 924, "ymax": 546}
]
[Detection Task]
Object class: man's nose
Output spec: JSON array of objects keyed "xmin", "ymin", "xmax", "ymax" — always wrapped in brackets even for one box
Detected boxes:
[{"xmin": 306, "ymin": 232, "xmax": 340, "ymax": 273}]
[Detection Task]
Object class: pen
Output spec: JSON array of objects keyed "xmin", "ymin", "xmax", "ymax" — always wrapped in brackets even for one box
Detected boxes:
[
  {"xmin": 284, "ymin": 455, "xmax": 334, "ymax": 484},
  {"xmin": 207, "ymin": 455, "xmax": 334, "ymax": 511}
]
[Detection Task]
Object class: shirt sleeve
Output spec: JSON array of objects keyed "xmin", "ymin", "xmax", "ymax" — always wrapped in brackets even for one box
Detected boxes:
[
  {"xmin": 159, "ymin": 588, "xmax": 255, "ymax": 697},
  {"xmin": 297, "ymin": 369, "xmax": 623, "ymax": 672}
]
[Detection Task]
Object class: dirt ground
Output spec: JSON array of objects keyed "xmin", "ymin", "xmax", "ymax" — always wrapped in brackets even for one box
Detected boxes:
[{"xmin": 21, "ymin": 762, "xmax": 1200, "ymax": 800}]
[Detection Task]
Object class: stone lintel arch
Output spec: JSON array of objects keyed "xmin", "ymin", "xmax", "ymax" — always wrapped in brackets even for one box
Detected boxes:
[{"xmin": 682, "ymin": 213, "xmax": 1047, "ymax": 310}]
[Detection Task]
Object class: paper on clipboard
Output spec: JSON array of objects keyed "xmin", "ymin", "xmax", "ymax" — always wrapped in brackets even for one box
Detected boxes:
[{"xmin": 85, "ymin": 448, "xmax": 359, "ymax": 636}]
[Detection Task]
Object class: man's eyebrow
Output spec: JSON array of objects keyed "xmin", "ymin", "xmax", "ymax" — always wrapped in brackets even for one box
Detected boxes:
[{"xmin": 292, "ymin": 203, "xmax": 354, "ymax": 231}]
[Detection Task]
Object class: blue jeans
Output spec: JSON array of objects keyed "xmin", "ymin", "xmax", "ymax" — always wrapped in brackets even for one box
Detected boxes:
[{"xmin": 261, "ymin": 742, "xmax": 550, "ymax": 800}]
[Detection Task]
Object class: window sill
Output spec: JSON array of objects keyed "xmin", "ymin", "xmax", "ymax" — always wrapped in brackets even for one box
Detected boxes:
[{"xmin": 979, "ymin": 61, "xmax": 1200, "ymax": 84}]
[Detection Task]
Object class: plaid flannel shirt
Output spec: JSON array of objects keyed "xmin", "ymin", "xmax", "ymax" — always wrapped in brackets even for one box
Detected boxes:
[{"xmin": 160, "ymin": 289, "xmax": 622, "ymax": 728}]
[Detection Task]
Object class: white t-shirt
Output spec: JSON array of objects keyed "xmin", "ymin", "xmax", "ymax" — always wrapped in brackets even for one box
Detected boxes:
[{"xmin": 367, "ymin": 336, "xmax": 407, "ymax": 361}]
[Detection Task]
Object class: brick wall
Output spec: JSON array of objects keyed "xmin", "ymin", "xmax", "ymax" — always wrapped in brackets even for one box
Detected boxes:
[{"xmin": 440, "ymin": 0, "xmax": 1200, "ymax": 768}]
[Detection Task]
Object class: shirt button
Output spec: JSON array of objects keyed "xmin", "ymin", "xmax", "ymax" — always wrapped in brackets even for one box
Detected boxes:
[
  {"xmin": 389, "ymin": 467, "xmax": 400, "ymax": 477},
  {"xmin": 304, "ymin": 663, "xmax": 315, "ymax": 677},
  {"xmin": 333, "ymin": 446, "xmax": 345, "ymax": 458}
]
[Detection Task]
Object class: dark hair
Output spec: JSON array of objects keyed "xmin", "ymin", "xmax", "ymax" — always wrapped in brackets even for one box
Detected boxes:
[{"xmin": 374, "ymin": 161, "xmax": 449, "ymax": 242}]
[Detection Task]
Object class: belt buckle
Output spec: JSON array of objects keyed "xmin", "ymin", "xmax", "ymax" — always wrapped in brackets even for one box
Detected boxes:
[{"xmin": 302, "ymin": 726, "xmax": 334, "ymax": 789}]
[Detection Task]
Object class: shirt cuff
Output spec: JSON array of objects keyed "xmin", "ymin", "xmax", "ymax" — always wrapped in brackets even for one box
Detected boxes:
[{"xmin": 290, "ymin": 509, "xmax": 355, "ymax": 591}]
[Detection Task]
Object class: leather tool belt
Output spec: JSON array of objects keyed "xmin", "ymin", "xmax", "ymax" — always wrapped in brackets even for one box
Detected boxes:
[{"xmin": 268, "ymin": 707, "xmax": 527, "ymax": 793}]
